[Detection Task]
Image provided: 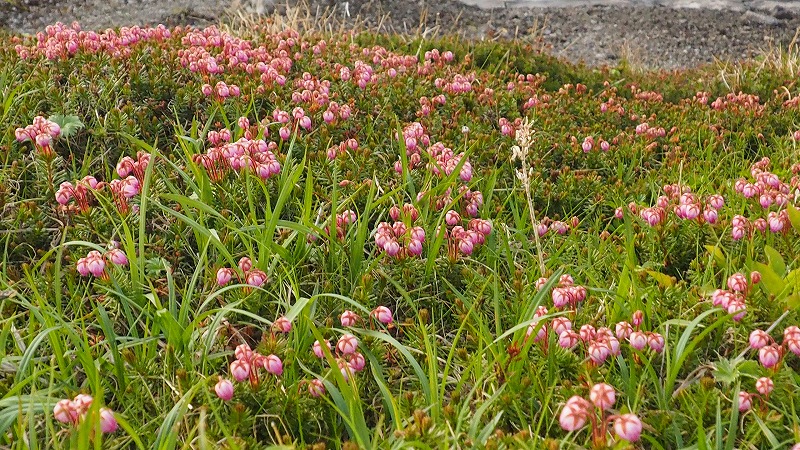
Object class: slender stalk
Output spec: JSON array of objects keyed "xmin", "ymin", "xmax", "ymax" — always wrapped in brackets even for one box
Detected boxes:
[
  {"xmin": 512, "ymin": 118, "xmax": 547, "ymax": 276},
  {"xmin": 523, "ymin": 168, "xmax": 546, "ymax": 276}
]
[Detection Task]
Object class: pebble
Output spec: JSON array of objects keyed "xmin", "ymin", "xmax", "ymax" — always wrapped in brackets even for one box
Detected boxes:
[{"xmin": 741, "ymin": 10, "xmax": 780, "ymax": 25}]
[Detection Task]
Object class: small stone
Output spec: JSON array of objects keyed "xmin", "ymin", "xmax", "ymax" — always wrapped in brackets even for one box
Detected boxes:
[
  {"xmin": 741, "ymin": 10, "xmax": 779, "ymax": 26},
  {"xmin": 774, "ymin": 8, "xmax": 796, "ymax": 20}
]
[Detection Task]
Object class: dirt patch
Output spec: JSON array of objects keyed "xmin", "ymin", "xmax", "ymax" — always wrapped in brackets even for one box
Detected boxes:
[{"xmin": 2, "ymin": 0, "xmax": 800, "ymax": 69}]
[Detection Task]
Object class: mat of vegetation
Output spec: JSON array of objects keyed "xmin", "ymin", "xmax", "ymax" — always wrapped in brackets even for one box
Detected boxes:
[{"xmin": 1, "ymin": 18, "xmax": 800, "ymax": 449}]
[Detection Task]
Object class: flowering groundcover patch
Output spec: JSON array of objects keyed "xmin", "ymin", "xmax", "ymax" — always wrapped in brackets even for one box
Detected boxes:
[{"xmin": 1, "ymin": 18, "xmax": 800, "ymax": 449}]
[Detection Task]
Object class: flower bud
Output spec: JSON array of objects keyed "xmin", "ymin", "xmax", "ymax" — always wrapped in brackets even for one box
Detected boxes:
[
  {"xmin": 371, "ymin": 306, "xmax": 393, "ymax": 324},
  {"xmin": 215, "ymin": 377, "xmax": 234, "ymax": 401},
  {"xmin": 99, "ymin": 408, "xmax": 118, "ymax": 433},
  {"xmin": 614, "ymin": 414, "xmax": 642, "ymax": 442}
]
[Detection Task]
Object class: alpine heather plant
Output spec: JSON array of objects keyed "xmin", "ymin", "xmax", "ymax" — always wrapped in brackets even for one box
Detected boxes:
[
  {"xmin": 6, "ymin": 15, "xmax": 800, "ymax": 450},
  {"xmin": 75, "ymin": 247, "xmax": 128, "ymax": 280},
  {"xmin": 15, "ymin": 116, "xmax": 61, "ymax": 158},
  {"xmin": 559, "ymin": 383, "xmax": 642, "ymax": 445},
  {"xmin": 53, "ymin": 394, "xmax": 117, "ymax": 434},
  {"xmin": 374, "ymin": 204, "xmax": 425, "ymax": 258}
]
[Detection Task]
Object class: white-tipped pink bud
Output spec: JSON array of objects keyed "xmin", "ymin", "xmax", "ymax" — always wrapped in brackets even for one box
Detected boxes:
[
  {"xmin": 749, "ymin": 329, "xmax": 769, "ymax": 350},
  {"xmin": 230, "ymin": 359, "xmax": 250, "ymax": 382},
  {"xmin": 215, "ymin": 377, "xmax": 234, "ymax": 401},
  {"xmin": 107, "ymin": 249, "xmax": 128, "ymax": 266},
  {"xmin": 245, "ymin": 269, "xmax": 267, "ymax": 287},
  {"xmin": 738, "ymin": 391, "xmax": 752, "ymax": 412},
  {"xmin": 263, "ymin": 354, "xmax": 283, "ymax": 376},
  {"xmin": 755, "ymin": 377, "xmax": 773, "ymax": 396},
  {"xmin": 758, "ymin": 345, "xmax": 781, "ymax": 368},
  {"xmin": 216, "ymin": 268, "xmax": 233, "ymax": 286},
  {"xmin": 337, "ymin": 333, "xmax": 358, "ymax": 355},
  {"xmin": 559, "ymin": 397, "xmax": 588, "ymax": 431},
  {"xmin": 340, "ymin": 310, "xmax": 359, "ymax": 327},
  {"xmin": 99, "ymin": 408, "xmax": 118, "ymax": 433},
  {"xmin": 313, "ymin": 339, "xmax": 331, "ymax": 358},
  {"xmin": 647, "ymin": 332, "xmax": 665, "ymax": 352},
  {"xmin": 273, "ymin": 316, "xmax": 292, "ymax": 333},
  {"xmin": 589, "ymin": 383, "xmax": 616, "ymax": 410},
  {"xmin": 371, "ymin": 306, "xmax": 393, "ymax": 324},
  {"xmin": 308, "ymin": 378, "xmax": 325, "ymax": 397},
  {"xmin": 614, "ymin": 414, "xmax": 642, "ymax": 442},
  {"xmin": 53, "ymin": 399, "xmax": 77, "ymax": 424}
]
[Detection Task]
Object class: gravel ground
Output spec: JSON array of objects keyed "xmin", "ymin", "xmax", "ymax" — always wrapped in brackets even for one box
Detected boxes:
[{"xmin": 2, "ymin": 0, "xmax": 800, "ymax": 69}]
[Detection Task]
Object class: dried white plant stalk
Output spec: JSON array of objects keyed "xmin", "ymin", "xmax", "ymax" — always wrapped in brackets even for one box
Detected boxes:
[{"xmin": 511, "ymin": 117, "xmax": 546, "ymax": 275}]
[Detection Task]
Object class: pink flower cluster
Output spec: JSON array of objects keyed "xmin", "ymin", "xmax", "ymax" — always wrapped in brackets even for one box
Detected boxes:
[
  {"xmin": 194, "ymin": 128, "xmax": 280, "ymax": 183},
  {"xmin": 522, "ymin": 93, "xmax": 550, "ymax": 110},
  {"xmin": 14, "ymin": 21, "xmax": 170, "ymax": 60},
  {"xmin": 116, "ymin": 151, "xmax": 150, "ymax": 181},
  {"xmin": 224, "ymin": 342, "xmax": 283, "ymax": 391},
  {"xmin": 321, "ymin": 333, "xmax": 363, "ymax": 381},
  {"xmin": 616, "ymin": 184, "xmax": 725, "ymax": 227},
  {"xmin": 375, "ymin": 204, "xmax": 425, "ymax": 258},
  {"xmin": 710, "ymin": 91, "xmax": 763, "ymax": 114},
  {"xmin": 326, "ymin": 138, "xmax": 359, "ymax": 160},
  {"xmin": 738, "ymin": 326, "xmax": 800, "ymax": 415},
  {"xmin": 216, "ymin": 257, "xmax": 268, "ymax": 288},
  {"xmin": 53, "ymin": 394, "xmax": 117, "ymax": 433},
  {"xmin": 527, "ymin": 302, "xmax": 664, "ymax": 365},
  {"xmin": 694, "ymin": 91, "xmax": 711, "ymax": 105},
  {"xmin": 337, "ymin": 61, "xmax": 374, "ymax": 89},
  {"xmin": 76, "ymin": 246, "xmax": 128, "ymax": 280},
  {"xmin": 181, "ymin": 27, "xmax": 245, "ymax": 74},
  {"xmin": 56, "ymin": 176, "xmax": 101, "ymax": 212},
  {"xmin": 581, "ymin": 136, "xmax": 611, "ymax": 153},
  {"xmin": 535, "ymin": 216, "xmax": 577, "ymax": 236},
  {"xmin": 416, "ymin": 94, "xmax": 447, "ymax": 117},
  {"xmin": 634, "ymin": 122, "xmax": 666, "ymax": 140},
  {"xmin": 498, "ymin": 117, "xmax": 522, "ymax": 137},
  {"xmin": 108, "ymin": 176, "xmax": 142, "ymax": 214},
  {"xmin": 435, "ymin": 73, "xmax": 474, "ymax": 94},
  {"xmin": 292, "ymin": 72, "xmax": 331, "ymax": 106},
  {"xmin": 56, "ymin": 173, "xmax": 140, "ymax": 215},
  {"xmin": 325, "ymin": 209, "xmax": 357, "ymax": 241},
  {"xmin": 361, "ymin": 45, "xmax": 417, "ymax": 75},
  {"xmin": 600, "ymin": 96, "xmax": 625, "ymax": 115},
  {"xmin": 737, "ymin": 376, "xmax": 775, "ymax": 413},
  {"xmin": 535, "ymin": 273, "xmax": 587, "ymax": 309},
  {"xmin": 423, "ymin": 49, "xmax": 455, "ymax": 64},
  {"xmin": 395, "ymin": 122, "xmax": 431, "ymax": 170},
  {"xmin": 749, "ymin": 325, "xmax": 800, "ymax": 370},
  {"xmin": 338, "ymin": 306, "xmax": 394, "ymax": 328},
  {"xmin": 633, "ymin": 89, "xmax": 664, "ymax": 103},
  {"xmin": 438, "ymin": 215, "xmax": 492, "ymax": 258},
  {"xmin": 728, "ymin": 158, "xmax": 795, "ymax": 238},
  {"xmin": 179, "ymin": 26, "xmax": 294, "ymax": 81},
  {"xmin": 272, "ymin": 106, "xmax": 315, "ymax": 139},
  {"xmin": 15, "ymin": 115, "xmax": 61, "ymax": 158},
  {"xmin": 110, "ymin": 152, "xmax": 149, "ymax": 213},
  {"xmin": 321, "ymin": 101, "xmax": 352, "ymax": 126},
  {"xmin": 214, "ymin": 316, "xmax": 294, "ymax": 401},
  {"xmin": 309, "ymin": 308, "xmax": 393, "ymax": 385},
  {"xmin": 417, "ymin": 186, "xmax": 484, "ymax": 218},
  {"xmin": 709, "ymin": 272, "xmax": 759, "ymax": 321},
  {"xmin": 559, "ymin": 384, "xmax": 642, "ymax": 442},
  {"xmin": 427, "ymin": 142, "xmax": 473, "ymax": 182},
  {"xmin": 200, "ymin": 81, "xmax": 241, "ymax": 100},
  {"xmin": 735, "ymin": 157, "xmax": 792, "ymax": 209}
]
